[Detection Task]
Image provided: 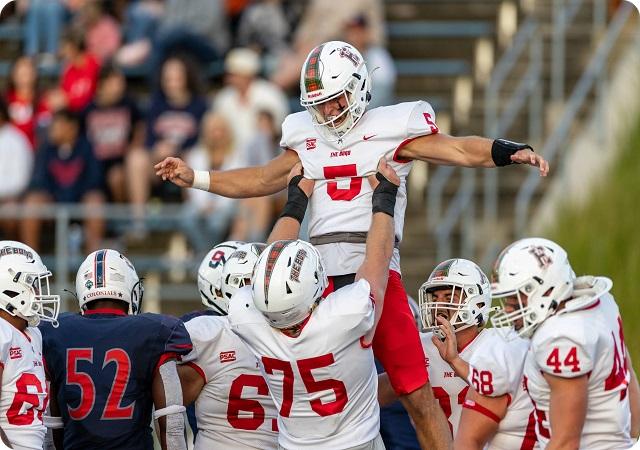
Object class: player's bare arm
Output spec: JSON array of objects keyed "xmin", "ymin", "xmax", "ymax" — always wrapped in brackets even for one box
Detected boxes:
[
  {"xmin": 398, "ymin": 133, "xmax": 549, "ymax": 177},
  {"xmin": 152, "ymin": 359, "xmax": 187, "ymax": 450},
  {"xmin": 154, "ymin": 149, "xmax": 299, "ymax": 198},
  {"xmin": 626, "ymin": 351, "xmax": 640, "ymax": 439},
  {"xmin": 543, "ymin": 372, "xmax": 588, "ymax": 450},
  {"xmin": 431, "ymin": 316, "xmax": 470, "ymax": 380},
  {"xmin": 267, "ymin": 163, "xmax": 315, "ymax": 243},
  {"xmin": 377, "ymin": 372, "xmax": 398, "ymax": 407},
  {"xmin": 355, "ymin": 158, "xmax": 398, "ymax": 327},
  {"xmin": 176, "ymin": 364, "xmax": 206, "ymax": 407},
  {"xmin": 46, "ymin": 383, "xmax": 64, "ymax": 450},
  {"xmin": 454, "ymin": 389, "xmax": 509, "ymax": 450}
]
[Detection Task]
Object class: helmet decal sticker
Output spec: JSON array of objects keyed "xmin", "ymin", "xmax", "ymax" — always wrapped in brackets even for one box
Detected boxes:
[
  {"xmin": 338, "ymin": 46, "xmax": 360, "ymax": 67},
  {"xmin": 304, "ymin": 44, "xmax": 325, "ymax": 93},
  {"xmin": 263, "ymin": 241, "xmax": 293, "ymax": 304},
  {"xmin": 529, "ymin": 246, "xmax": 553, "ymax": 269},
  {"xmin": 0, "ymin": 245, "xmax": 35, "ymax": 262},
  {"xmin": 430, "ymin": 259, "xmax": 456, "ymax": 280},
  {"xmin": 94, "ymin": 249, "xmax": 107, "ymax": 289},
  {"xmin": 290, "ymin": 249, "xmax": 307, "ymax": 283}
]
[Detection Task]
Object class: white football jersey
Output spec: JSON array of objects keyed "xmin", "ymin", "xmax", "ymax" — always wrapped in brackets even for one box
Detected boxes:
[
  {"xmin": 281, "ymin": 101, "xmax": 438, "ymax": 275},
  {"xmin": 229, "ymin": 280, "xmax": 379, "ymax": 450},
  {"xmin": 465, "ymin": 329, "xmax": 538, "ymax": 450},
  {"xmin": 0, "ymin": 320, "xmax": 46, "ymax": 450},
  {"xmin": 524, "ymin": 293, "xmax": 633, "ymax": 449},
  {"xmin": 183, "ymin": 315, "xmax": 278, "ymax": 450},
  {"xmin": 423, "ymin": 328, "xmax": 537, "ymax": 449}
]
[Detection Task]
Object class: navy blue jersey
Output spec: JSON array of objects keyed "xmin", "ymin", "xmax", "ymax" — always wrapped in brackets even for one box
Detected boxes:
[{"xmin": 40, "ymin": 309, "xmax": 192, "ymax": 450}]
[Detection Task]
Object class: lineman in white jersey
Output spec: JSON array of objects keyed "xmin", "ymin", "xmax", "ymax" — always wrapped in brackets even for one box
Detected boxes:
[
  {"xmin": 377, "ymin": 259, "xmax": 537, "ymax": 449},
  {"xmin": 0, "ymin": 240, "xmax": 60, "ymax": 450},
  {"xmin": 156, "ymin": 40, "xmax": 547, "ymax": 448},
  {"xmin": 229, "ymin": 159, "xmax": 399, "ymax": 449},
  {"xmin": 178, "ymin": 242, "xmax": 278, "ymax": 450},
  {"xmin": 490, "ymin": 238, "xmax": 639, "ymax": 449}
]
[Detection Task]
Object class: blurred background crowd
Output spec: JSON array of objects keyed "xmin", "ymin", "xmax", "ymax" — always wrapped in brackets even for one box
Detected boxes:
[{"xmin": 0, "ymin": 0, "xmax": 396, "ymax": 255}]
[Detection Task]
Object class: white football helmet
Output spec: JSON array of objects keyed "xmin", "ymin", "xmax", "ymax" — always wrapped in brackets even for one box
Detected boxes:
[
  {"xmin": 419, "ymin": 259, "xmax": 492, "ymax": 334},
  {"xmin": 300, "ymin": 41, "xmax": 371, "ymax": 142},
  {"xmin": 0, "ymin": 241, "xmax": 60, "ymax": 327},
  {"xmin": 220, "ymin": 243, "xmax": 266, "ymax": 304},
  {"xmin": 251, "ymin": 240, "xmax": 328, "ymax": 329},
  {"xmin": 490, "ymin": 238, "xmax": 575, "ymax": 338},
  {"xmin": 197, "ymin": 241, "xmax": 244, "ymax": 314},
  {"xmin": 76, "ymin": 249, "xmax": 143, "ymax": 315}
]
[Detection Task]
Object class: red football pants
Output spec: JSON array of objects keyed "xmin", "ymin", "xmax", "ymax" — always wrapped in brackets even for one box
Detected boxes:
[{"xmin": 324, "ymin": 270, "xmax": 429, "ymax": 395}]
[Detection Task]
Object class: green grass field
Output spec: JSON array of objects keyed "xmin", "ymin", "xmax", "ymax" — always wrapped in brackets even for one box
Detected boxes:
[{"xmin": 546, "ymin": 116, "xmax": 640, "ymax": 369}]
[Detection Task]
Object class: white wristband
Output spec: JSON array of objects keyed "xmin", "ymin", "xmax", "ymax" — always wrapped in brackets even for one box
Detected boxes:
[{"xmin": 192, "ymin": 170, "xmax": 210, "ymax": 191}]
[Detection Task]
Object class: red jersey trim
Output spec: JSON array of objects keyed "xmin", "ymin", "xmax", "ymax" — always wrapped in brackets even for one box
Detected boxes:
[
  {"xmin": 184, "ymin": 362, "xmax": 206, "ymax": 383},
  {"xmin": 463, "ymin": 399, "xmax": 501, "ymax": 423},
  {"xmin": 155, "ymin": 352, "xmax": 180, "ymax": 373},
  {"xmin": 84, "ymin": 308, "xmax": 127, "ymax": 316},
  {"xmin": 392, "ymin": 137, "xmax": 419, "ymax": 163},
  {"xmin": 172, "ymin": 343, "xmax": 193, "ymax": 349}
]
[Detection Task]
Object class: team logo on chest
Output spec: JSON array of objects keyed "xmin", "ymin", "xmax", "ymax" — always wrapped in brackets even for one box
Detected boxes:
[
  {"xmin": 306, "ymin": 138, "xmax": 317, "ymax": 151},
  {"xmin": 330, "ymin": 150, "xmax": 351, "ymax": 158},
  {"xmin": 219, "ymin": 351, "xmax": 236, "ymax": 363},
  {"xmin": 9, "ymin": 347, "xmax": 22, "ymax": 360}
]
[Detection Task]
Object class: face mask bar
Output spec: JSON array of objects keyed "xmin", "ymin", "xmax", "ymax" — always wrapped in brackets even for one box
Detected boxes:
[
  {"xmin": 304, "ymin": 85, "xmax": 360, "ymax": 141},
  {"xmin": 25, "ymin": 270, "xmax": 60, "ymax": 327},
  {"xmin": 490, "ymin": 281, "xmax": 539, "ymax": 339},
  {"xmin": 419, "ymin": 284, "xmax": 478, "ymax": 334}
]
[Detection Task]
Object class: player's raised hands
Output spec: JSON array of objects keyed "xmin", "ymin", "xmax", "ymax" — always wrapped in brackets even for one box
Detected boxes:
[
  {"xmin": 287, "ymin": 162, "xmax": 315, "ymax": 198},
  {"xmin": 154, "ymin": 157, "xmax": 195, "ymax": 188},
  {"xmin": 368, "ymin": 158, "xmax": 400, "ymax": 189},
  {"xmin": 510, "ymin": 148, "xmax": 550, "ymax": 177}
]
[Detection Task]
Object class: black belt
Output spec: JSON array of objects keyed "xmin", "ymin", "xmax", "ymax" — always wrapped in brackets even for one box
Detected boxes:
[{"xmin": 309, "ymin": 232, "xmax": 400, "ymax": 248}]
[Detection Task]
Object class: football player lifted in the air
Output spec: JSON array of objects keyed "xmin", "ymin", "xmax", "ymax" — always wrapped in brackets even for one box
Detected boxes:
[
  {"xmin": 228, "ymin": 159, "xmax": 398, "ymax": 450},
  {"xmin": 0, "ymin": 241, "xmax": 59, "ymax": 450},
  {"xmin": 156, "ymin": 40, "xmax": 548, "ymax": 449},
  {"xmin": 489, "ymin": 238, "xmax": 640, "ymax": 449},
  {"xmin": 40, "ymin": 249, "xmax": 192, "ymax": 450},
  {"xmin": 379, "ymin": 258, "xmax": 537, "ymax": 450},
  {"xmin": 178, "ymin": 242, "xmax": 278, "ymax": 449}
]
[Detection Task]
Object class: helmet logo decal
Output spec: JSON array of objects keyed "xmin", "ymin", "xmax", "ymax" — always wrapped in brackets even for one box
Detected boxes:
[
  {"xmin": 208, "ymin": 250, "xmax": 226, "ymax": 269},
  {"xmin": 304, "ymin": 44, "xmax": 325, "ymax": 93},
  {"xmin": 0, "ymin": 246, "xmax": 35, "ymax": 262},
  {"xmin": 263, "ymin": 241, "xmax": 292, "ymax": 304},
  {"xmin": 290, "ymin": 249, "xmax": 307, "ymax": 282},
  {"xmin": 338, "ymin": 46, "xmax": 360, "ymax": 67},
  {"xmin": 85, "ymin": 280, "xmax": 93, "ymax": 290},
  {"xmin": 94, "ymin": 249, "xmax": 107, "ymax": 289},
  {"xmin": 529, "ymin": 246, "xmax": 553, "ymax": 269},
  {"xmin": 430, "ymin": 259, "xmax": 456, "ymax": 281}
]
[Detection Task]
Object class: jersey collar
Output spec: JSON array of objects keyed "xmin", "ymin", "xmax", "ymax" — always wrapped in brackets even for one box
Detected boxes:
[{"xmin": 84, "ymin": 308, "xmax": 127, "ymax": 316}]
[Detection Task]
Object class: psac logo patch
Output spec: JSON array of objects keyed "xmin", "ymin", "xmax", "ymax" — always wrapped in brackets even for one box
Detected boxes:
[
  {"xmin": 9, "ymin": 347, "xmax": 22, "ymax": 360},
  {"xmin": 306, "ymin": 138, "xmax": 317, "ymax": 151},
  {"xmin": 219, "ymin": 351, "xmax": 236, "ymax": 363}
]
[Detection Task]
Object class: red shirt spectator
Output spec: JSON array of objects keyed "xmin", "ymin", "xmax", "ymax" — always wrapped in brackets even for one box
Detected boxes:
[{"xmin": 61, "ymin": 52, "xmax": 100, "ymax": 112}]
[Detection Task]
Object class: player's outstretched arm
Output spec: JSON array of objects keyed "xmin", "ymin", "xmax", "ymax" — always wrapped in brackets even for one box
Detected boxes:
[
  {"xmin": 152, "ymin": 360, "xmax": 187, "ymax": 450},
  {"xmin": 355, "ymin": 158, "xmax": 398, "ymax": 331},
  {"xmin": 267, "ymin": 163, "xmax": 315, "ymax": 243},
  {"xmin": 543, "ymin": 372, "xmax": 588, "ymax": 450},
  {"xmin": 454, "ymin": 389, "xmax": 509, "ymax": 450},
  {"xmin": 154, "ymin": 149, "xmax": 300, "ymax": 198},
  {"xmin": 398, "ymin": 133, "xmax": 549, "ymax": 177}
]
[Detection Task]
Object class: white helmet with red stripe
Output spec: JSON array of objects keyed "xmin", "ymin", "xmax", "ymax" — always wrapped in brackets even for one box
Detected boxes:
[
  {"xmin": 0, "ymin": 240, "xmax": 60, "ymax": 327},
  {"xmin": 300, "ymin": 41, "xmax": 371, "ymax": 142},
  {"xmin": 197, "ymin": 241, "xmax": 244, "ymax": 314},
  {"xmin": 251, "ymin": 240, "xmax": 328, "ymax": 329},
  {"xmin": 76, "ymin": 249, "xmax": 143, "ymax": 314}
]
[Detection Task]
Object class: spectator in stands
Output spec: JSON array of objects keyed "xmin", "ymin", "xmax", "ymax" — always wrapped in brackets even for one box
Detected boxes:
[
  {"xmin": 21, "ymin": 109, "xmax": 105, "ymax": 252},
  {"xmin": 212, "ymin": 48, "xmax": 288, "ymax": 154},
  {"xmin": 75, "ymin": 0, "xmax": 122, "ymax": 63},
  {"xmin": 47, "ymin": 29, "xmax": 101, "ymax": 113},
  {"xmin": 270, "ymin": 0, "xmax": 385, "ymax": 89},
  {"xmin": 183, "ymin": 112, "xmax": 244, "ymax": 250},
  {"xmin": 82, "ymin": 62, "xmax": 143, "ymax": 203},
  {"xmin": 236, "ymin": 0, "xmax": 290, "ymax": 72},
  {"xmin": 116, "ymin": 0, "xmax": 164, "ymax": 67},
  {"xmin": 344, "ymin": 14, "xmax": 396, "ymax": 108},
  {"xmin": 22, "ymin": 0, "xmax": 67, "ymax": 67},
  {"xmin": 127, "ymin": 55, "xmax": 207, "ymax": 230},
  {"xmin": 5, "ymin": 56, "xmax": 51, "ymax": 149},
  {"xmin": 0, "ymin": 98, "xmax": 34, "ymax": 239},
  {"xmin": 148, "ymin": 0, "xmax": 230, "ymax": 74}
]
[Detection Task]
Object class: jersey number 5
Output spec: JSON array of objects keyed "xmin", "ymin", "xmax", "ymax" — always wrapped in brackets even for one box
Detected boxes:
[
  {"xmin": 323, "ymin": 165, "xmax": 362, "ymax": 201},
  {"xmin": 262, "ymin": 353, "xmax": 348, "ymax": 417},
  {"xmin": 66, "ymin": 348, "xmax": 134, "ymax": 420}
]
